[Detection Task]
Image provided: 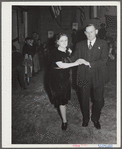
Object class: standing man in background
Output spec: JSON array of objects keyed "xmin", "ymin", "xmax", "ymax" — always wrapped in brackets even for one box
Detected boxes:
[{"xmin": 71, "ymin": 24, "xmax": 108, "ymax": 129}]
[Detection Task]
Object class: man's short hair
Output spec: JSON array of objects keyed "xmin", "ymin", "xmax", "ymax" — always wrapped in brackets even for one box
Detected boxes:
[{"xmin": 85, "ymin": 24, "xmax": 97, "ymax": 30}]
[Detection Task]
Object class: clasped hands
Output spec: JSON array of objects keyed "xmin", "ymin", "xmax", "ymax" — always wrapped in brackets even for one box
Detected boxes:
[{"xmin": 75, "ymin": 59, "xmax": 91, "ymax": 68}]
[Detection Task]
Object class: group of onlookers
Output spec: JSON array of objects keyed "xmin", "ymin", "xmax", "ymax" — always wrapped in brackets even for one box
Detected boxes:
[{"xmin": 12, "ymin": 32, "xmax": 48, "ymax": 90}]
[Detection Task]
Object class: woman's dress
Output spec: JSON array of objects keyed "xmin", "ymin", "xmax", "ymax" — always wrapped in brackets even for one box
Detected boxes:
[{"xmin": 49, "ymin": 48, "xmax": 71, "ymax": 106}]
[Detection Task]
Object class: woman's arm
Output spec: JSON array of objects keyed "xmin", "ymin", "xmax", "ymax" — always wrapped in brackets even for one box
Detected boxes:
[
  {"xmin": 56, "ymin": 61, "xmax": 78, "ymax": 69},
  {"xmin": 56, "ymin": 58, "xmax": 91, "ymax": 69},
  {"xmin": 56, "ymin": 58, "xmax": 86, "ymax": 69}
]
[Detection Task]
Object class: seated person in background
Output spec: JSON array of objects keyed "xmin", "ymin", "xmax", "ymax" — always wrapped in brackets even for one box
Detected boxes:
[{"xmin": 12, "ymin": 45, "xmax": 26, "ymax": 90}]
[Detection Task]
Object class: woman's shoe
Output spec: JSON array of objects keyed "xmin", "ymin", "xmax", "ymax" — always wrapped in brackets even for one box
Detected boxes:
[{"xmin": 62, "ymin": 122, "xmax": 67, "ymax": 130}]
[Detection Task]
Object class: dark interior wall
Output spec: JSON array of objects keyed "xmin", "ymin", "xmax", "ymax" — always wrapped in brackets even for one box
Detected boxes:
[
  {"xmin": 27, "ymin": 6, "xmax": 117, "ymax": 43},
  {"xmin": 12, "ymin": 6, "xmax": 26, "ymax": 52},
  {"xmin": 12, "ymin": 6, "xmax": 117, "ymax": 52},
  {"xmin": 27, "ymin": 7, "xmax": 40, "ymax": 38},
  {"xmin": 27, "ymin": 6, "xmax": 77, "ymax": 44}
]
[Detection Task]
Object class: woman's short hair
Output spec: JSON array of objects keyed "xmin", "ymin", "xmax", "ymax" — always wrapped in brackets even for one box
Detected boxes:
[{"xmin": 55, "ymin": 33, "xmax": 68, "ymax": 47}]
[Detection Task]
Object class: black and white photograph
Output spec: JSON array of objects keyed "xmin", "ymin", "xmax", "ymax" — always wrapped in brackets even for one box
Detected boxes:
[{"xmin": 2, "ymin": 1, "xmax": 121, "ymax": 148}]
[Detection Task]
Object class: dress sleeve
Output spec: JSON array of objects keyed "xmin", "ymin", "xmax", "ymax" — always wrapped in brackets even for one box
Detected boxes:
[{"xmin": 50, "ymin": 49, "xmax": 62, "ymax": 67}]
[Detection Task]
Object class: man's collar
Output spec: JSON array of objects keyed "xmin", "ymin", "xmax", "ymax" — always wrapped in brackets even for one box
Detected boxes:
[{"xmin": 87, "ymin": 37, "xmax": 96, "ymax": 45}]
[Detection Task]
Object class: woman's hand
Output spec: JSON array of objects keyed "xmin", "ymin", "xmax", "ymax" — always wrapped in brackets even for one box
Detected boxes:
[{"xmin": 75, "ymin": 59, "xmax": 84, "ymax": 65}]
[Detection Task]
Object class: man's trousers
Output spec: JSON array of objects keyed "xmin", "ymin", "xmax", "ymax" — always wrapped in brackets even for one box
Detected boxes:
[{"xmin": 77, "ymin": 82, "xmax": 104, "ymax": 123}]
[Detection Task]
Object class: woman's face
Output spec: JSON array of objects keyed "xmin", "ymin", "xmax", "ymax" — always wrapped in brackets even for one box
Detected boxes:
[{"xmin": 57, "ymin": 36, "xmax": 68, "ymax": 48}]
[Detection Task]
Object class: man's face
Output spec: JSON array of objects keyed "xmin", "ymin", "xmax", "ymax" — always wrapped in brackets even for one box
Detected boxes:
[{"xmin": 84, "ymin": 25, "xmax": 98, "ymax": 41}]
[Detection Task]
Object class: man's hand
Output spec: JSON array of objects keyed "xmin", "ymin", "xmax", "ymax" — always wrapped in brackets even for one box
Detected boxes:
[
  {"xmin": 82, "ymin": 59, "xmax": 91, "ymax": 68},
  {"xmin": 75, "ymin": 59, "xmax": 91, "ymax": 68}
]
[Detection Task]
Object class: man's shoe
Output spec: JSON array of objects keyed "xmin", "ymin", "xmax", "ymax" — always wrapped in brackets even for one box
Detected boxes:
[
  {"xmin": 93, "ymin": 121, "xmax": 101, "ymax": 129},
  {"xmin": 82, "ymin": 122, "xmax": 88, "ymax": 127}
]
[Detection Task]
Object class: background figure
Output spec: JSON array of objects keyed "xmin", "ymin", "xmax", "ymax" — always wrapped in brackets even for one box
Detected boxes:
[
  {"xmin": 71, "ymin": 24, "xmax": 109, "ymax": 129},
  {"xmin": 22, "ymin": 37, "xmax": 35, "ymax": 76},
  {"xmin": 32, "ymin": 40, "xmax": 41, "ymax": 74},
  {"xmin": 22, "ymin": 37, "xmax": 35, "ymax": 58},
  {"xmin": 37, "ymin": 39, "xmax": 43, "ymax": 70},
  {"xmin": 31, "ymin": 32, "xmax": 41, "ymax": 74},
  {"xmin": 22, "ymin": 37, "xmax": 30, "ymax": 57},
  {"xmin": 32, "ymin": 32, "xmax": 38, "ymax": 49},
  {"xmin": 43, "ymin": 42, "xmax": 50, "ymax": 69},
  {"xmin": 98, "ymin": 23, "xmax": 107, "ymax": 40},
  {"xmin": 37, "ymin": 39, "xmax": 43, "ymax": 54},
  {"xmin": 105, "ymin": 35, "xmax": 115, "ymax": 61},
  {"xmin": 108, "ymin": 43, "xmax": 115, "ymax": 60},
  {"xmin": 29, "ymin": 38, "xmax": 36, "ymax": 76},
  {"xmin": 24, "ymin": 54, "xmax": 32, "ymax": 85},
  {"xmin": 71, "ymin": 29, "xmax": 78, "ymax": 53},
  {"xmin": 12, "ymin": 45, "xmax": 25, "ymax": 90}
]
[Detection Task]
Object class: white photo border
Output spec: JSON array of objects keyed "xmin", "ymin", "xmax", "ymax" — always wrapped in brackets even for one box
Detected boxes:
[{"xmin": 2, "ymin": 1, "xmax": 121, "ymax": 148}]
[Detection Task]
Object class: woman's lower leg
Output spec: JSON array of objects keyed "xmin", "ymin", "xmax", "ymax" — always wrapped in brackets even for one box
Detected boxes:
[{"xmin": 59, "ymin": 105, "xmax": 67, "ymax": 123}]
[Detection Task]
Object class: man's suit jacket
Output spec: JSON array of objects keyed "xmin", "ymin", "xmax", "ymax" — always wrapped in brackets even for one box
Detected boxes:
[{"xmin": 71, "ymin": 38, "xmax": 109, "ymax": 87}]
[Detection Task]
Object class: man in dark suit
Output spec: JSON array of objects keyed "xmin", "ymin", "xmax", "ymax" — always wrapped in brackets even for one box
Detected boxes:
[{"xmin": 71, "ymin": 24, "xmax": 109, "ymax": 129}]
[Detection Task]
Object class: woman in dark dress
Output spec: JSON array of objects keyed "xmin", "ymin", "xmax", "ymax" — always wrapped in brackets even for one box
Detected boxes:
[{"xmin": 49, "ymin": 33, "xmax": 82, "ymax": 130}]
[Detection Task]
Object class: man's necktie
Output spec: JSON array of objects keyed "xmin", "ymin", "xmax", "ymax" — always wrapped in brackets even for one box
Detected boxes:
[{"xmin": 88, "ymin": 42, "xmax": 92, "ymax": 50}]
